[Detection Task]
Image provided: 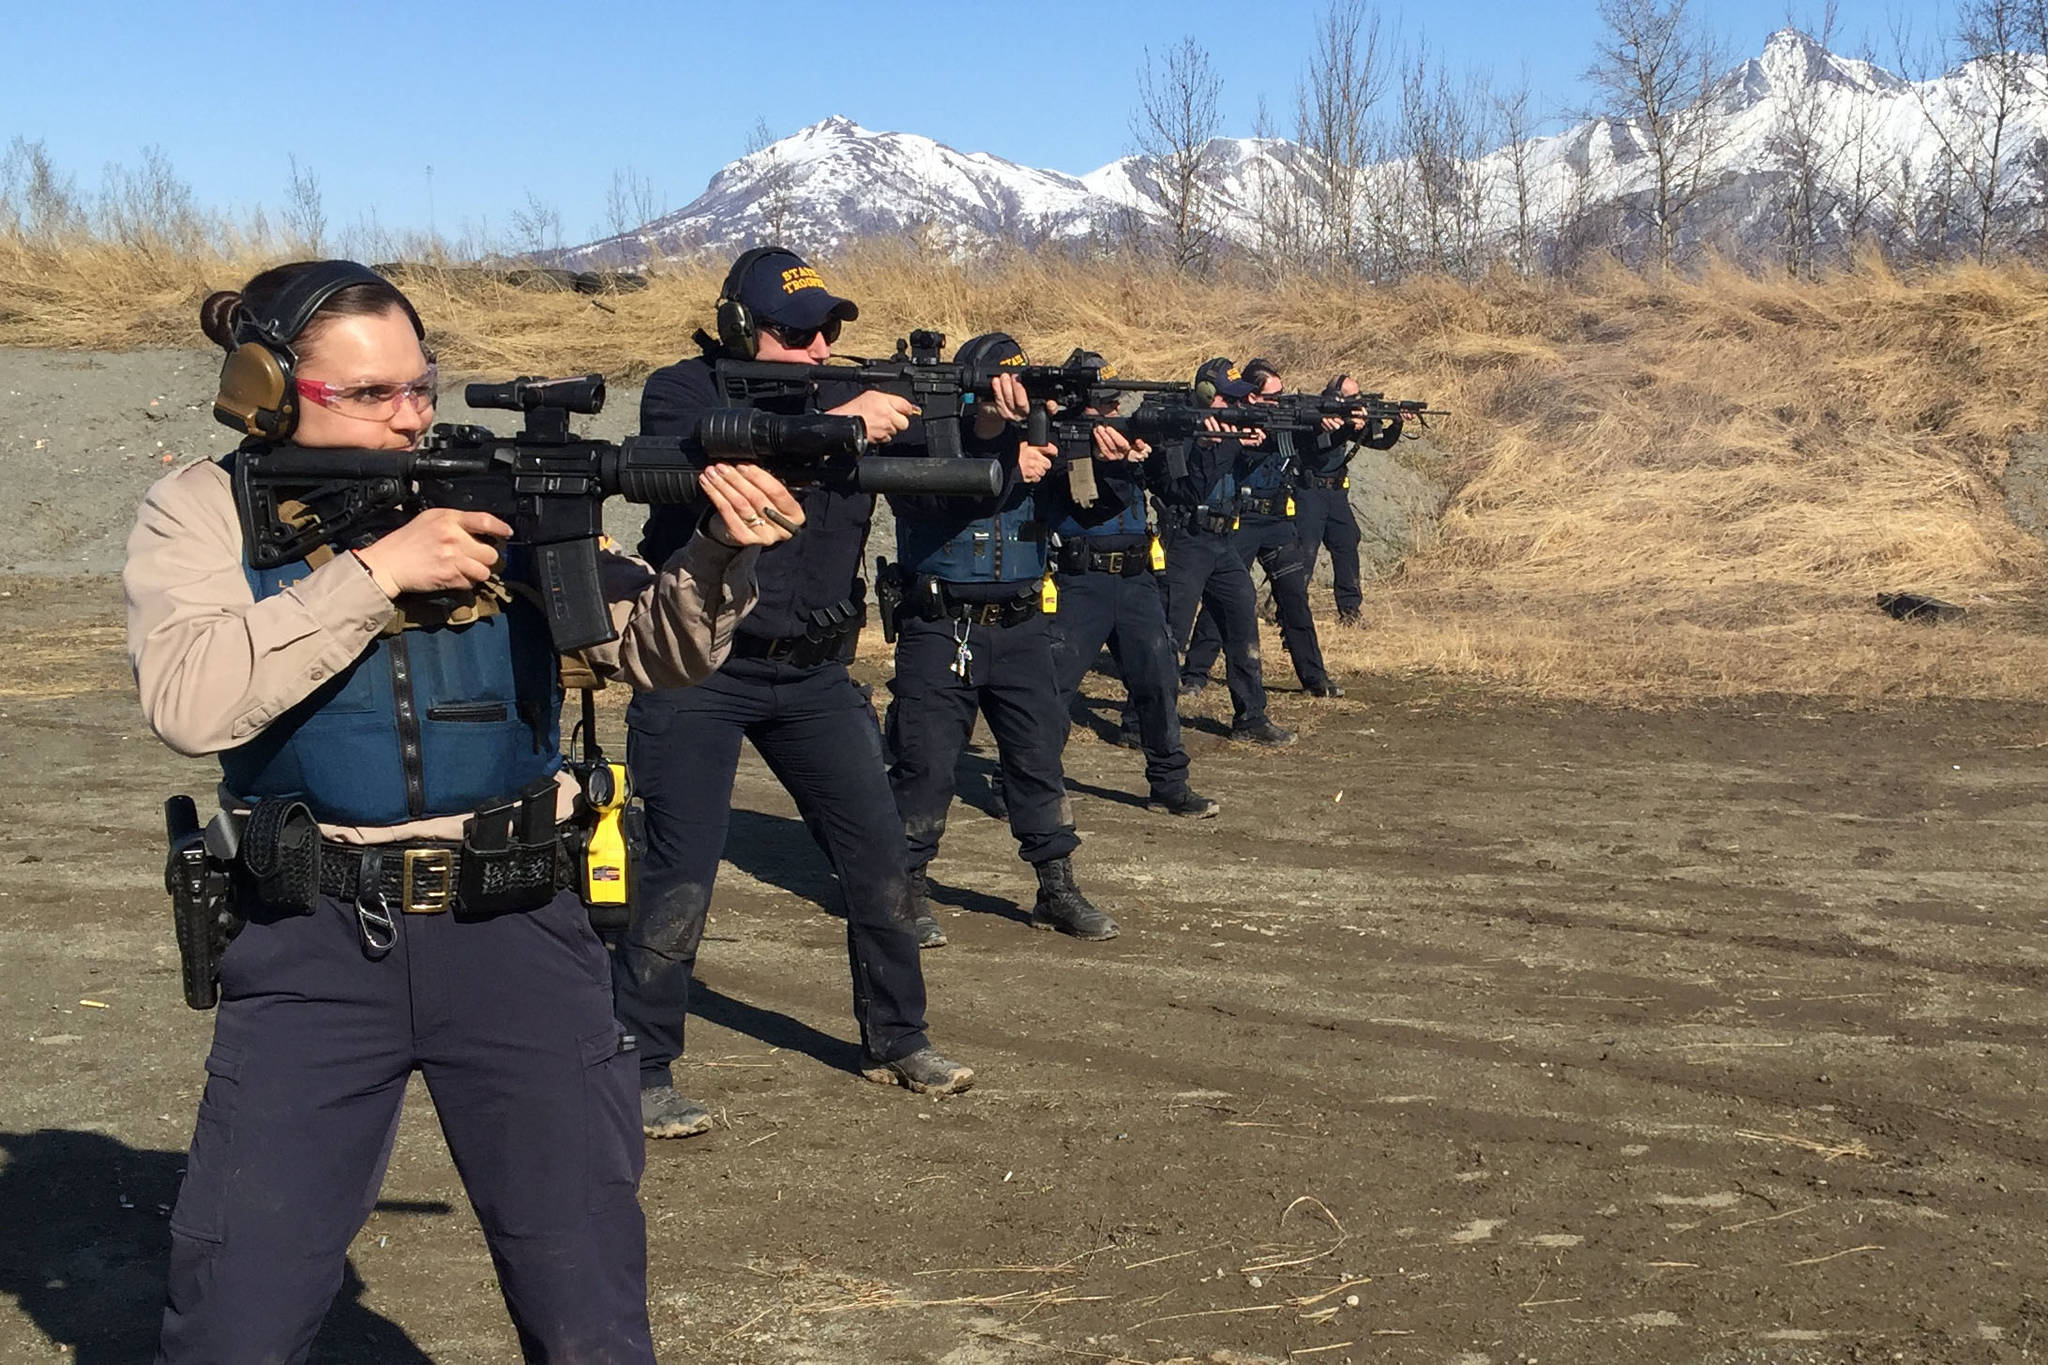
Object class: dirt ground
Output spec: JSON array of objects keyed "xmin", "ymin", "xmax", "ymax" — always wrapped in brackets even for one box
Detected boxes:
[{"xmin": 3, "ymin": 560, "xmax": 2046, "ymax": 1365}]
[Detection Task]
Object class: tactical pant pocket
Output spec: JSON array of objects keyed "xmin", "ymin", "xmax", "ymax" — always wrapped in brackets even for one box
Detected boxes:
[
  {"xmin": 167, "ymin": 1043, "xmax": 243, "ymax": 1244},
  {"xmin": 581, "ymin": 1027, "xmax": 643, "ymax": 1215}
]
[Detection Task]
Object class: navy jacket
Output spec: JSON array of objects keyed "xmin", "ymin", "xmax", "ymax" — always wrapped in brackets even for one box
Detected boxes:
[{"xmin": 636, "ymin": 347, "xmax": 870, "ymax": 643}]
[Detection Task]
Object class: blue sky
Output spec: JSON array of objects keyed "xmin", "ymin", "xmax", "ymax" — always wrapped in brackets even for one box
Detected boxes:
[{"xmin": 4, "ymin": 0, "xmax": 1947, "ymax": 247}]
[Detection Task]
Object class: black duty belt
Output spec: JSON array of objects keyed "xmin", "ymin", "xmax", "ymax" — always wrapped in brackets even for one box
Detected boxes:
[
  {"xmin": 730, "ymin": 618, "xmax": 863, "ymax": 668},
  {"xmin": 318, "ymin": 836, "xmax": 569, "ymax": 915},
  {"xmin": 1167, "ymin": 508, "xmax": 1236, "ymax": 536},
  {"xmin": 1057, "ymin": 543, "xmax": 1153, "ymax": 577},
  {"xmin": 909, "ymin": 578, "xmax": 1041, "ymax": 628},
  {"xmin": 1239, "ymin": 493, "xmax": 1291, "ymax": 518},
  {"xmin": 1297, "ymin": 471, "xmax": 1348, "ymax": 489}
]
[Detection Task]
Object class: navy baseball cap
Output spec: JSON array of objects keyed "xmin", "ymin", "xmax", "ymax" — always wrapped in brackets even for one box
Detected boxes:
[
  {"xmin": 956, "ymin": 332, "xmax": 1027, "ymax": 370},
  {"xmin": 1195, "ymin": 356, "xmax": 1256, "ymax": 400},
  {"xmin": 730, "ymin": 249, "xmax": 859, "ymax": 330}
]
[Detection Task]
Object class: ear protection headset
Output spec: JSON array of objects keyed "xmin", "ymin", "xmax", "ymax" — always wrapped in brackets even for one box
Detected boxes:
[
  {"xmin": 953, "ymin": 332, "xmax": 1024, "ymax": 374},
  {"xmin": 213, "ymin": 260, "xmax": 408, "ymax": 439},
  {"xmin": 713, "ymin": 244, "xmax": 791, "ymax": 361}
]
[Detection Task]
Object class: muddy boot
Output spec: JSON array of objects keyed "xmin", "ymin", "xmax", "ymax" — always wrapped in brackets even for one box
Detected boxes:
[
  {"xmin": 1304, "ymin": 678, "xmax": 1346, "ymax": 698},
  {"xmin": 641, "ymin": 1085, "xmax": 713, "ymax": 1139},
  {"xmin": 1147, "ymin": 784, "xmax": 1220, "ymax": 819},
  {"xmin": 1336, "ymin": 609, "xmax": 1363, "ymax": 629},
  {"xmin": 862, "ymin": 1046, "xmax": 975, "ymax": 1095},
  {"xmin": 907, "ymin": 866, "xmax": 946, "ymax": 950},
  {"xmin": 1231, "ymin": 719, "xmax": 1297, "ymax": 747},
  {"xmin": 1030, "ymin": 857, "xmax": 1119, "ymax": 940}
]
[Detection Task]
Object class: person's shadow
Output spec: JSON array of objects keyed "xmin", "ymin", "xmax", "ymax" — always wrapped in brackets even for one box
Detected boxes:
[
  {"xmin": 0, "ymin": 1128, "xmax": 433, "ymax": 1363},
  {"xmin": 723, "ymin": 808, "xmax": 845, "ymax": 916}
]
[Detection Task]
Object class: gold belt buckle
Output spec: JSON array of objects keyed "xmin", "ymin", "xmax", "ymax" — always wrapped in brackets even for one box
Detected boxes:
[{"xmin": 402, "ymin": 848, "xmax": 454, "ymax": 914}]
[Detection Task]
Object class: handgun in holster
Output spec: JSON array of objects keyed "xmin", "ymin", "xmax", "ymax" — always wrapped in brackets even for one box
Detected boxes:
[
  {"xmin": 874, "ymin": 557, "xmax": 906, "ymax": 644},
  {"xmin": 163, "ymin": 795, "xmax": 241, "ymax": 1011}
]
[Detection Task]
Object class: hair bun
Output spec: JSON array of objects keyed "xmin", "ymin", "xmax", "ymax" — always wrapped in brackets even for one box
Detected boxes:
[{"xmin": 199, "ymin": 290, "xmax": 243, "ymax": 350}]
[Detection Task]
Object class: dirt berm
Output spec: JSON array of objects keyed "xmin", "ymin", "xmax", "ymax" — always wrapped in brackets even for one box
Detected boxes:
[{"xmin": 0, "ymin": 346, "xmax": 2043, "ymax": 1364}]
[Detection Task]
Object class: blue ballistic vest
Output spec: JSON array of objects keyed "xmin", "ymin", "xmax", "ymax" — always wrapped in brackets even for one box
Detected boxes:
[
  {"xmin": 1048, "ymin": 442, "xmax": 1150, "ymax": 543},
  {"xmin": 219, "ymin": 551, "xmax": 562, "ymax": 826},
  {"xmin": 897, "ymin": 487, "xmax": 1048, "ymax": 586},
  {"xmin": 1242, "ymin": 428, "xmax": 1295, "ymax": 497},
  {"xmin": 1050, "ymin": 489, "xmax": 1148, "ymax": 542},
  {"xmin": 1301, "ymin": 427, "xmax": 1353, "ymax": 480},
  {"xmin": 1160, "ymin": 436, "xmax": 1239, "ymax": 511}
]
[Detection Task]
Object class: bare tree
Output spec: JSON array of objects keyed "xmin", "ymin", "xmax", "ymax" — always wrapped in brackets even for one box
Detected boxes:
[
  {"xmin": 508, "ymin": 190, "xmax": 563, "ymax": 258},
  {"xmin": 1357, "ymin": 124, "xmax": 1416, "ymax": 279},
  {"xmin": 1295, "ymin": 0, "xmax": 1391, "ymax": 267},
  {"xmin": 98, "ymin": 145, "xmax": 199, "ymax": 252},
  {"xmin": 1246, "ymin": 94, "xmax": 1311, "ymax": 275},
  {"xmin": 1899, "ymin": 0, "xmax": 2032, "ymax": 260},
  {"xmin": 1765, "ymin": 11, "xmax": 1845, "ymax": 275},
  {"xmin": 1547, "ymin": 132, "xmax": 1625, "ymax": 275},
  {"xmin": 1399, "ymin": 47, "xmax": 1495, "ymax": 276},
  {"xmin": 1131, "ymin": 36, "xmax": 1224, "ymax": 268},
  {"xmin": 283, "ymin": 155, "xmax": 326, "ymax": 255},
  {"xmin": 0, "ymin": 137, "xmax": 86, "ymax": 241},
  {"xmin": 1492, "ymin": 70, "xmax": 1542, "ymax": 276},
  {"xmin": 1584, "ymin": 0, "xmax": 1730, "ymax": 270},
  {"xmin": 1833, "ymin": 36, "xmax": 1899, "ymax": 257},
  {"xmin": 604, "ymin": 167, "xmax": 665, "ymax": 263},
  {"xmin": 744, "ymin": 119, "xmax": 798, "ymax": 246}
]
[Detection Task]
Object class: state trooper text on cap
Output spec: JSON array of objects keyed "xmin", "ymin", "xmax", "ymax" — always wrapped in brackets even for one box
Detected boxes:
[{"xmin": 734, "ymin": 250, "xmax": 860, "ymax": 330}]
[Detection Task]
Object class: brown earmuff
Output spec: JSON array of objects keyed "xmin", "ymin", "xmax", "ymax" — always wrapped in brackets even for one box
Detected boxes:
[
  {"xmin": 210, "ymin": 259, "xmax": 395, "ymax": 440},
  {"xmin": 714, "ymin": 244, "xmax": 790, "ymax": 361}
]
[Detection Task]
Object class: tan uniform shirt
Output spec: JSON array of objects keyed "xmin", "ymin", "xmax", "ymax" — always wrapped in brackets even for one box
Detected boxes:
[{"xmin": 124, "ymin": 458, "xmax": 758, "ymax": 843}]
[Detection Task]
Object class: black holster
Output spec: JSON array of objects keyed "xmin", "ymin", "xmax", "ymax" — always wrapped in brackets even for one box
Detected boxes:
[
  {"xmin": 875, "ymin": 557, "xmax": 906, "ymax": 644},
  {"xmin": 164, "ymin": 795, "xmax": 241, "ymax": 1011}
]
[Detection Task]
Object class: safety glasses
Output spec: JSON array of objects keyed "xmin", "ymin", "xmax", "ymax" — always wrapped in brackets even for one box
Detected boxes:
[
  {"xmin": 296, "ymin": 362, "xmax": 439, "ymax": 419},
  {"xmin": 762, "ymin": 317, "xmax": 842, "ymax": 349}
]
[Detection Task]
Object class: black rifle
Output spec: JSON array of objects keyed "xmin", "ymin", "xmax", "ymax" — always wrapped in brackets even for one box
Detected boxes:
[
  {"xmin": 234, "ymin": 374, "xmax": 1004, "ymax": 652},
  {"xmin": 712, "ymin": 330, "xmax": 1189, "ymax": 459},
  {"xmin": 1247, "ymin": 391, "xmax": 1444, "ymax": 430}
]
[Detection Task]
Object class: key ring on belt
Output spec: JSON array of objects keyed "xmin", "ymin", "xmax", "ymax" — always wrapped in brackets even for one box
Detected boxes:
[{"xmin": 354, "ymin": 849, "xmax": 397, "ymax": 958}]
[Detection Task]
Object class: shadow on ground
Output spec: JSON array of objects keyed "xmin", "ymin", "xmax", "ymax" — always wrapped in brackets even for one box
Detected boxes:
[{"xmin": 0, "ymin": 1128, "xmax": 432, "ymax": 1363}]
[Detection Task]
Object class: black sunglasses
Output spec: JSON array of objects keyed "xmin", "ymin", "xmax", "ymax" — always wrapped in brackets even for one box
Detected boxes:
[{"xmin": 762, "ymin": 316, "xmax": 842, "ymax": 348}]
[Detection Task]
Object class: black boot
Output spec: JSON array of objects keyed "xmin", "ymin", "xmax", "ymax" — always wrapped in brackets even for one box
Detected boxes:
[
  {"xmin": 1147, "ymin": 784, "xmax": 1221, "ymax": 818},
  {"xmin": 1232, "ymin": 719, "xmax": 1297, "ymax": 747},
  {"xmin": 907, "ymin": 866, "xmax": 946, "ymax": 949},
  {"xmin": 987, "ymin": 768, "xmax": 1009, "ymax": 820},
  {"xmin": 1030, "ymin": 857, "xmax": 1119, "ymax": 940}
]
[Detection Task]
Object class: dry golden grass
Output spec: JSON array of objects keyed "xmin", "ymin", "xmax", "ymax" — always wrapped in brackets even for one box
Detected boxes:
[{"xmin": 6, "ymin": 239, "xmax": 2048, "ymax": 703}]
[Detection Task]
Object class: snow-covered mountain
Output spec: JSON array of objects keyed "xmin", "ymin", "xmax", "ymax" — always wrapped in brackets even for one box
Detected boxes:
[{"xmin": 565, "ymin": 31, "xmax": 2048, "ymax": 267}]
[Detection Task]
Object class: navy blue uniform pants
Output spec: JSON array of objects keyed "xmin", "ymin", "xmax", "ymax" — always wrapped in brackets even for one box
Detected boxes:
[
  {"xmin": 1048, "ymin": 564, "xmax": 1190, "ymax": 793},
  {"xmin": 1293, "ymin": 484, "xmax": 1363, "ymax": 615},
  {"xmin": 158, "ymin": 890, "xmax": 651, "ymax": 1365},
  {"xmin": 887, "ymin": 610, "xmax": 1079, "ymax": 871},
  {"xmin": 1159, "ymin": 523, "xmax": 1269, "ymax": 728},
  {"xmin": 1183, "ymin": 514, "xmax": 1330, "ymax": 690},
  {"xmin": 613, "ymin": 660, "xmax": 929, "ymax": 1087}
]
